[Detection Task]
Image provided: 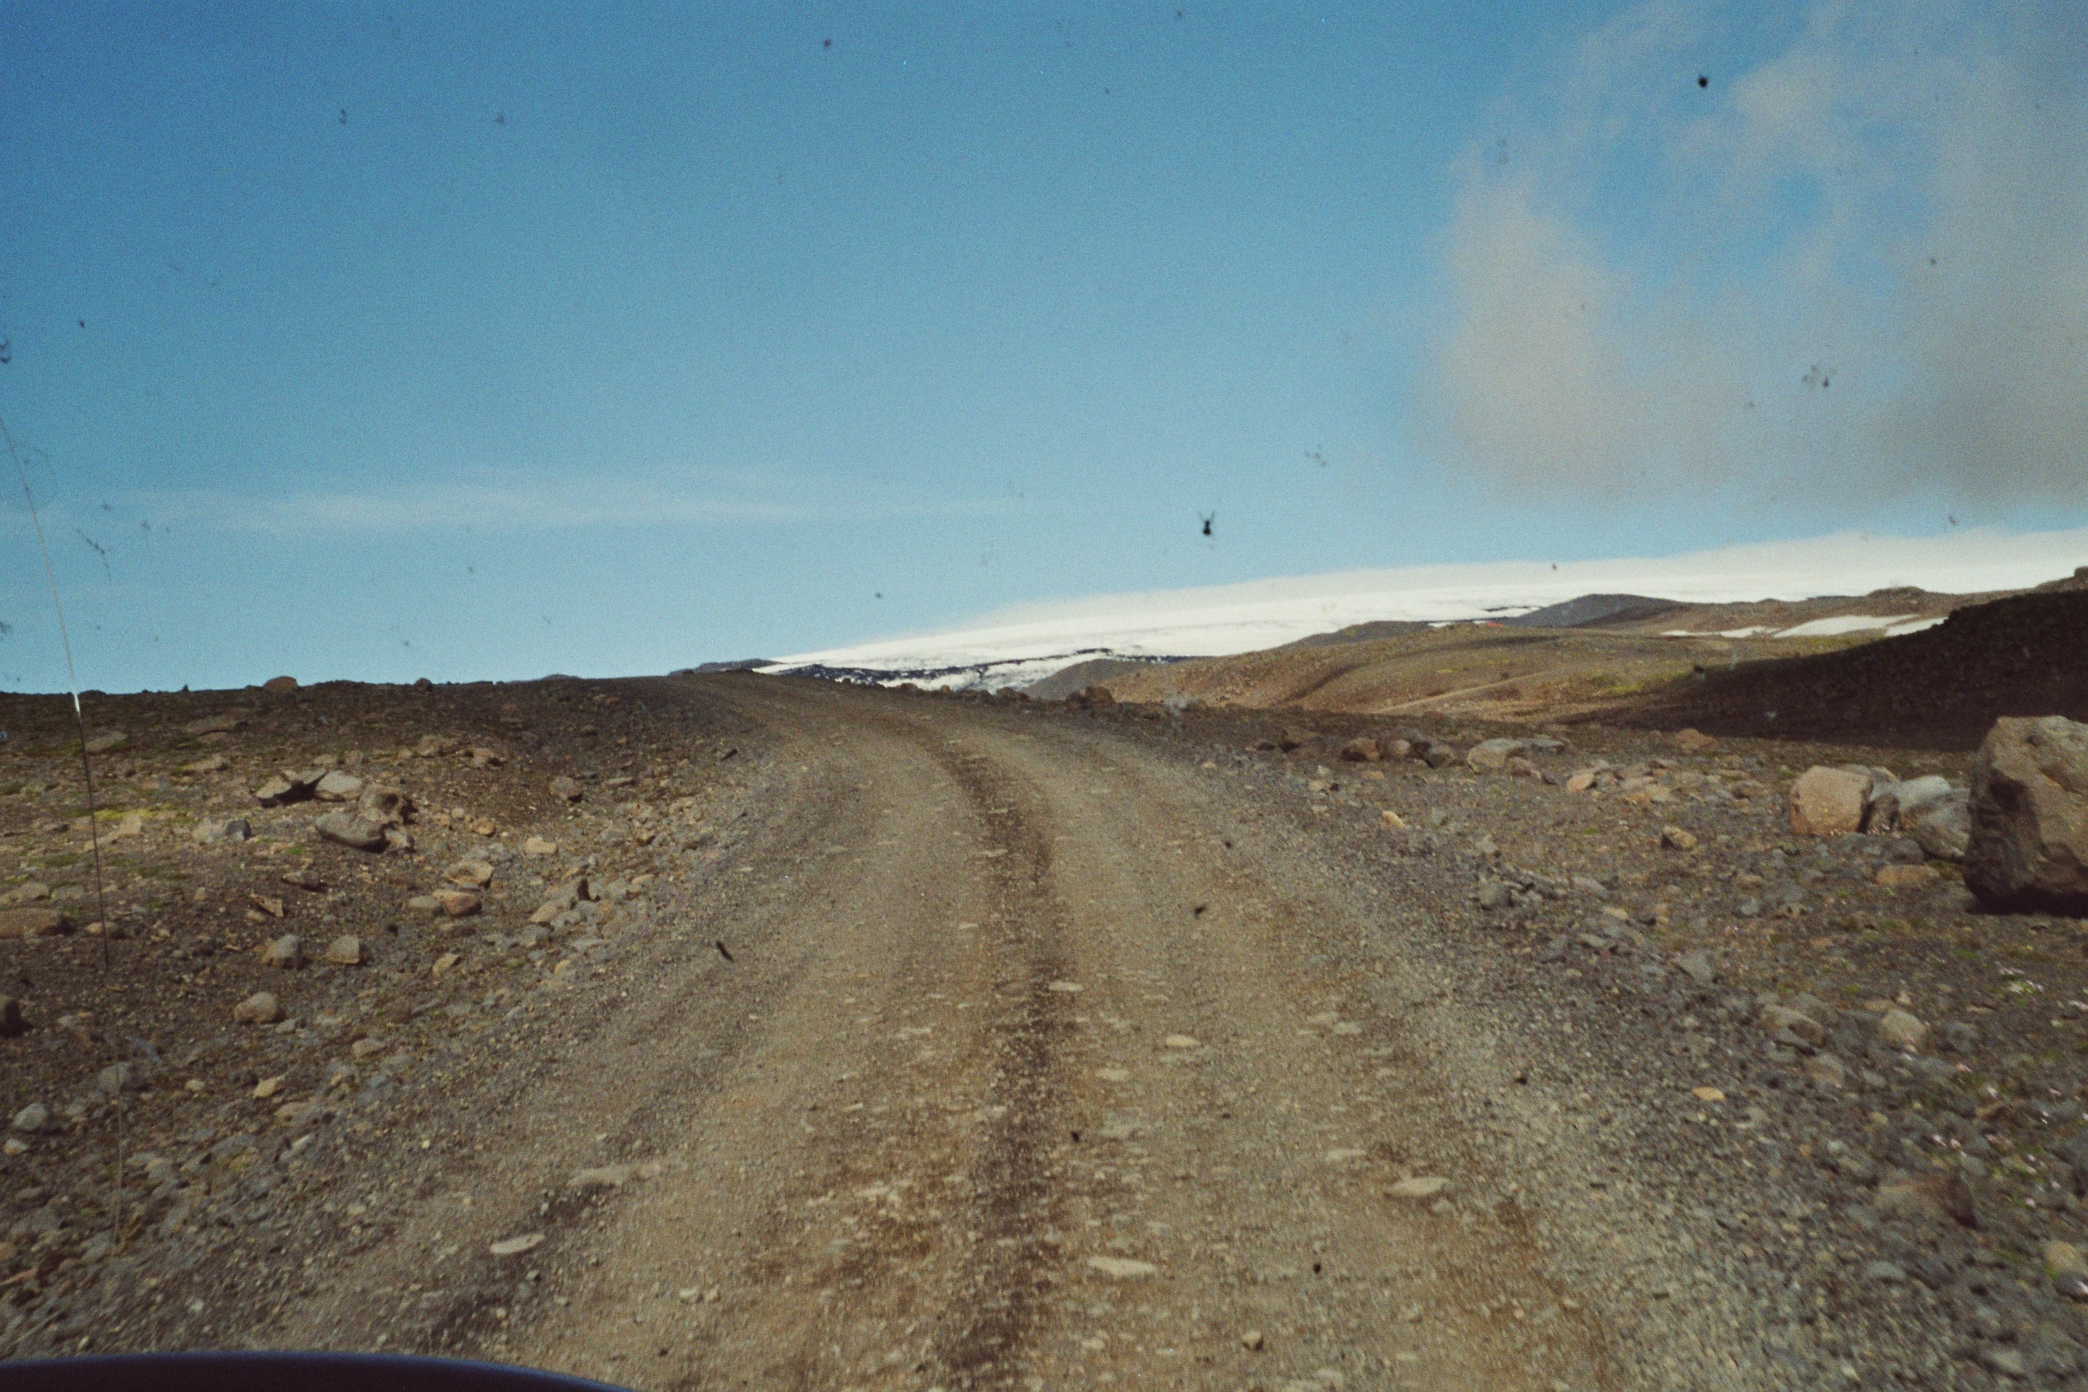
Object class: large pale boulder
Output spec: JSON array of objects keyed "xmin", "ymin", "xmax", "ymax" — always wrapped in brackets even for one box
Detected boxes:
[
  {"xmin": 1966, "ymin": 716, "xmax": 2088, "ymax": 913},
  {"xmin": 1789, "ymin": 767, "xmax": 1870, "ymax": 837}
]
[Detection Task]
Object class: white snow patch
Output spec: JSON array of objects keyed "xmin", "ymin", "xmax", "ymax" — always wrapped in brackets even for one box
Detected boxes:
[
  {"xmin": 1884, "ymin": 616, "xmax": 1950, "ymax": 637},
  {"xmin": 1773, "ymin": 614, "xmax": 1916, "ymax": 638},
  {"xmin": 760, "ymin": 526, "xmax": 2088, "ymax": 690}
]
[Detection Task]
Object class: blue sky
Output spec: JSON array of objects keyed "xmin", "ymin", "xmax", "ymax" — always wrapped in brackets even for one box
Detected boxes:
[{"xmin": 2, "ymin": 2, "xmax": 2083, "ymax": 692}]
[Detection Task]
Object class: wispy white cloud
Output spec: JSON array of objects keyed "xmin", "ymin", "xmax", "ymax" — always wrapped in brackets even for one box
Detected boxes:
[
  {"xmin": 122, "ymin": 478, "xmax": 1016, "ymax": 535},
  {"xmin": 1416, "ymin": 0, "xmax": 2088, "ymax": 511}
]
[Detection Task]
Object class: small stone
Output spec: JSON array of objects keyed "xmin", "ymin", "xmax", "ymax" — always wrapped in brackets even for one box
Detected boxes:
[
  {"xmin": 2046, "ymin": 1240, "xmax": 2088, "ymax": 1277},
  {"xmin": 1673, "ymin": 728, "xmax": 1718, "ymax": 753},
  {"xmin": 1790, "ymin": 767, "xmax": 1871, "ymax": 837},
  {"xmin": 324, "ymin": 934, "xmax": 363, "ymax": 966},
  {"xmin": 569, "ymin": 1165, "xmax": 634, "ymax": 1189},
  {"xmin": 1878, "ymin": 1008, "xmax": 1927, "ymax": 1051},
  {"xmin": 262, "ymin": 934, "xmax": 305, "ymax": 969},
  {"xmin": 262, "ymin": 675, "xmax": 298, "ymax": 693},
  {"xmin": 490, "ymin": 1233, "xmax": 545, "ymax": 1257},
  {"xmin": 357, "ymin": 785, "xmax": 414, "ymax": 827},
  {"xmin": 1047, "ymin": 981, "xmax": 1084, "ymax": 993},
  {"xmin": 1876, "ymin": 863, "xmax": 1941, "ymax": 889},
  {"xmin": 233, "ymin": 991, "xmax": 282, "ymax": 1024},
  {"xmin": 1675, "ymin": 950, "xmax": 1717, "ymax": 985},
  {"xmin": 351, "ymin": 1037, "xmax": 386, "ymax": 1060},
  {"xmin": 432, "ymin": 952, "xmax": 460, "ymax": 977},
  {"xmin": 522, "ymin": 836, "xmax": 558, "ymax": 857},
  {"xmin": 253, "ymin": 1075, "xmax": 286, "ymax": 1100},
  {"xmin": 1861, "ymin": 1260, "xmax": 1907, "ymax": 1284},
  {"xmin": 1690, "ymin": 1086, "xmax": 1725, "ymax": 1102},
  {"xmin": 1874, "ymin": 1171, "xmax": 1976, "ymax": 1228},
  {"xmin": 316, "ymin": 812, "xmax": 389, "ymax": 852},
  {"xmin": 280, "ymin": 867, "xmax": 325, "ymax": 891},
  {"xmin": 1242, "ymin": 1330, "xmax": 1266, "ymax": 1351},
  {"xmin": 0, "ymin": 907, "xmax": 70, "ymax": 940},
  {"xmin": 313, "ymin": 770, "xmax": 365, "ymax": 802},
  {"xmin": 191, "ymin": 817, "xmax": 253, "ymax": 845},
  {"xmin": 1085, "ymin": 1256, "xmax": 1157, "ymax": 1278},
  {"xmin": 10, "ymin": 1102, "xmax": 53, "ymax": 1134},
  {"xmin": 1803, "ymin": 1053, "xmax": 1847, "ymax": 1088},
  {"xmin": 248, "ymin": 893, "xmax": 284, "ymax": 919},
  {"xmin": 1758, "ymin": 1004, "xmax": 1826, "ymax": 1046},
  {"xmin": 1162, "ymin": 1034, "xmax": 1200, "ymax": 1049},
  {"xmin": 1659, "ymin": 826, "xmax": 1699, "ymax": 852},
  {"xmin": 1982, "ymin": 1347, "xmax": 2028, "ymax": 1379},
  {"xmin": 447, "ymin": 860, "xmax": 495, "ymax": 888},
  {"xmin": 549, "ymin": 776, "xmax": 584, "ymax": 803},
  {"xmin": 433, "ymin": 889, "xmax": 482, "ymax": 919},
  {"xmin": 1387, "ymin": 1176, "xmax": 1450, "ymax": 1200}
]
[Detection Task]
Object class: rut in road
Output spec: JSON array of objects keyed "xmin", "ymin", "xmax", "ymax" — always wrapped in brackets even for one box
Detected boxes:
[{"xmin": 282, "ymin": 679, "xmax": 1617, "ymax": 1391}]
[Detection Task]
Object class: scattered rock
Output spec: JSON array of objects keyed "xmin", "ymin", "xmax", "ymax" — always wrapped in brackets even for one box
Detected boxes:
[
  {"xmin": 313, "ymin": 770, "xmax": 365, "ymax": 802},
  {"xmin": 1904, "ymin": 787, "xmax": 1972, "ymax": 862},
  {"xmin": 522, "ymin": 836, "xmax": 558, "ymax": 857},
  {"xmin": 1876, "ymin": 863, "xmax": 1941, "ymax": 889},
  {"xmin": 281, "ymin": 867, "xmax": 325, "ymax": 892},
  {"xmin": 10, "ymin": 1102, "xmax": 54, "ymax": 1134},
  {"xmin": 1802, "ymin": 1053, "xmax": 1846, "ymax": 1088},
  {"xmin": 262, "ymin": 675, "xmax": 298, "ymax": 693},
  {"xmin": 1874, "ymin": 1171, "xmax": 1977, "ymax": 1228},
  {"xmin": 252, "ymin": 1075, "xmax": 285, "ymax": 1100},
  {"xmin": 191, "ymin": 817, "xmax": 252, "ymax": 845},
  {"xmin": 262, "ymin": 934, "xmax": 305, "ymax": 969},
  {"xmin": 183, "ymin": 754, "xmax": 228, "ymax": 774},
  {"xmin": 1673, "ymin": 728, "xmax": 1718, "ymax": 753},
  {"xmin": 1878, "ymin": 1007, "xmax": 1928, "ymax": 1051},
  {"xmin": 1675, "ymin": 950, "xmax": 1717, "ymax": 985},
  {"xmin": 98, "ymin": 1061, "xmax": 148, "ymax": 1093},
  {"xmin": 2046, "ymin": 1241, "xmax": 2088, "ymax": 1279},
  {"xmin": 1387, "ymin": 1176, "xmax": 1451, "ymax": 1200},
  {"xmin": 233, "ymin": 991, "xmax": 282, "ymax": 1024},
  {"xmin": 0, "ymin": 907, "xmax": 71, "ymax": 939},
  {"xmin": 1758, "ymin": 1004, "xmax": 1826, "ymax": 1046},
  {"xmin": 356, "ymin": 785, "xmax": 413, "ymax": 827},
  {"xmin": 1338, "ymin": 737, "xmax": 1381, "ymax": 763},
  {"xmin": 1965, "ymin": 714, "xmax": 2088, "ymax": 914},
  {"xmin": 549, "ymin": 776, "xmax": 584, "ymax": 803},
  {"xmin": 1789, "ymin": 767, "xmax": 1870, "ymax": 837},
  {"xmin": 324, "ymin": 934, "xmax": 364, "ymax": 966},
  {"xmin": 447, "ymin": 860, "xmax": 494, "ymax": 888},
  {"xmin": 569, "ymin": 1165, "xmax": 645, "ymax": 1189},
  {"xmin": 1085, "ymin": 1256, "xmax": 1156, "ymax": 1278},
  {"xmin": 1659, "ymin": 825, "xmax": 1699, "ymax": 852},
  {"xmin": 469, "ymin": 747, "xmax": 505, "ymax": 768},
  {"xmin": 1467, "ymin": 738, "xmax": 1530, "ymax": 772},
  {"xmin": 1241, "ymin": 1329, "xmax": 1266, "ymax": 1351},
  {"xmin": 1162, "ymin": 1034, "xmax": 1200, "ymax": 1049},
  {"xmin": 255, "ymin": 773, "xmax": 314, "ymax": 806},
  {"xmin": 432, "ymin": 889, "xmax": 482, "ymax": 919},
  {"xmin": 489, "ymin": 1233, "xmax": 545, "ymax": 1258},
  {"xmin": 316, "ymin": 813, "xmax": 389, "ymax": 852}
]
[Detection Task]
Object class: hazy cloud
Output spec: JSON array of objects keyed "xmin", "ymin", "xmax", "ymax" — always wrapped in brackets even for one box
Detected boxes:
[
  {"xmin": 1416, "ymin": 0, "xmax": 2088, "ymax": 510},
  {"xmin": 127, "ymin": 480, "xmax": 1015, "ymax": 535}
]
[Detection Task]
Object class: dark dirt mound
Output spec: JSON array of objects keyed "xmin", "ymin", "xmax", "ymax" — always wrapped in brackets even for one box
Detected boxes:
[
  {"xmin": 1502, "ymin": 593, "xmax": 1682, "ymax": 629},
  {"xmin": 1603, "ymin": 589, "xmax": 2088, "ymax": 749}
]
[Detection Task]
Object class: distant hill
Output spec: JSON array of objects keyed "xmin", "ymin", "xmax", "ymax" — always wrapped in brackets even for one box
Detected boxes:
[
  {"xmin": 1026, "ymin": 657, "xmax": 1180, "ymax": 701},
  {"xmin": 1503, "ymin": 593, "xmax": 1682, "ymax": 628},
  {"xmin": 1607, "ymin": 588, "xmax": 2088, "ymax": 749}
]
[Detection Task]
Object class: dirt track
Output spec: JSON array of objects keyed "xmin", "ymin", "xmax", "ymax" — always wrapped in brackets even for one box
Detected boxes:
[{"xmin": 266, "ymin": 677, "xmax": 1627, "ymax": 1390}]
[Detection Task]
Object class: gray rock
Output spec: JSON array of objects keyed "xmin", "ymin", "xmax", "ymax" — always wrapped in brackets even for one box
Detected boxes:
[
  {"xmin": 1862, "ymin": 1260, "xmax": 1908, "ymax": 1284},
  {"xmin": 550, "ymin": 775, "xmax": 585, "ymax": 802},
  {"xmin": 1466, "ymin": 738, "xmax": 1530, "ymax": 772},
  {"xmin": 97, "ymin": 1061, "xmax": 149, "ymax": 1093},
  {"xmin": 191, "ymin": 817, "xmax": 252, "ymax": 845},
  {"xmin": 357, "ymin": 785, "xmax": 414, "ymax": 827},
  {"xmin": 316, "ymin": 812, "xmax": 389, "ymax": 852},
  {"xmin": 1904, "ymin": 788, "xmax": 1972, "ymax": 862},
  {"xmin": 1941, "ymin": 1021, "xmax": 1981, "ymax": 1054},
  {"xmin": 233, "ymin": 991, "xmax": 282, "ymax": 1024},
  {"xmin": 1966, "ymin": 715, "xmax": 2088, "ymax": 913},
  {"xmin": 261, "ymin": 935, "xmax": 305, "ymax": 969},
  {"xmin": 1675, "ymin": 950, "xmax": 1717, "ymax": 985},
  {"xmin": 312, "ymin": 770, "xmax": 365, "ymax": 802},
  {"xmin": 10, "ymin": 1101, "xmax": 54, "ymax": 1133},
  {"xmin": 1790, "ymin": 766, "xmax": 1870, "ymax": 837},
  {"xmin": 324, "ymin": 934, "xmax": 363, "ymax": 965}
]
